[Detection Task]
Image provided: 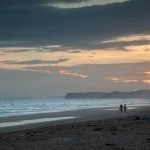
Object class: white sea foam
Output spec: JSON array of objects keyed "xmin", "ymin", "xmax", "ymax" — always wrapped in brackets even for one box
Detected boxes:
[
  {"xmin": 0, "ymin": 98, "xmax": 150, "ymax": 117},
  {"xmin": 103, "ymin": 107, "xmax": 136, "ymax": 111},
  {"xmin": 0, "ymin": 117, "xmax": 75, "ymax": 128}
]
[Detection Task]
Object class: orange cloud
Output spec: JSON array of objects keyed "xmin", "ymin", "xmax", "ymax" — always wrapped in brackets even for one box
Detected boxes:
[
  {"xmin": 143, "ymin": 80, "xmax": 150, "ymax": 84},
  {"xmin": 144, "ymin": 72, "xmax": 150, "ymax": 79},
  {"xmin": 144, "ymin": 71, "xmax": 150, "ymax": 75},
  {"xmin": 59, "ymin": 70, "xmax": 88, "ymax": 78},
  {"xmin": 106, "ymin": 77, "xmax": 138, "ymax": 83},
  {"xmin": 100, "ymin": 34, "xmax": 150, "ymax": 43},
  {"xmin": 105, "ymin": 77, "xmax": 121, "ymax": 82},
  {"xmin": 122, "ymin": 80, "xmax": 138, "ymax": 83},
  {"xmin": 1, "ymin": 39, "xmax": 150, "ymax": 71}
]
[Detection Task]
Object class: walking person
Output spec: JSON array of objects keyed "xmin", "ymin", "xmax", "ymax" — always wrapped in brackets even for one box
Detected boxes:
[
  {"xmin": 119, "ymin": 104, "xmax": 123, "ymax": 112},
  {"xmin": 124, "ymin": 104, "xmax": 127, "ymax": 112}
]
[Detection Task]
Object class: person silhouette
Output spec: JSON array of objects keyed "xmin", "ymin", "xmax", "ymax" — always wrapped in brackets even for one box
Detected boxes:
[
  {"xmin": 119, "ymin": 104, "xmax": 123, "ymax": 112},
  {"xmin": 124, "ymin": 104, "xmax": 127, "ymax": 112}
]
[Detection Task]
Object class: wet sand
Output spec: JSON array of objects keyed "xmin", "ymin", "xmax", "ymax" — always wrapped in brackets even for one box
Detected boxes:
[{"xmin": 0, "ymin": 106, "xmax": 150, "ymax": 150}]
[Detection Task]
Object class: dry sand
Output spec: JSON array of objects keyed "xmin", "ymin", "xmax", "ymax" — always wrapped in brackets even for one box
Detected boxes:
[{"xmin": 0, "ymin": 106, "xmax": 150, "ymax": 150}]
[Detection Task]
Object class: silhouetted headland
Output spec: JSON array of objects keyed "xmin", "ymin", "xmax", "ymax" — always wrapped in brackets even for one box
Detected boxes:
[{"xmin": 65, "ymin": 89, "xmax": 150, "ymax": 99}]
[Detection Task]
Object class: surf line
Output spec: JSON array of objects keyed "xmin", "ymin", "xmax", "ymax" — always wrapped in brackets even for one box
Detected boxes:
[{"xmin": 0, "ymin": 117, "xmax": 76, "ymax": 128}]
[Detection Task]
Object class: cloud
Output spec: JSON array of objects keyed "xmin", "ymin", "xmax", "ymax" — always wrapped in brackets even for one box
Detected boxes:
[
  {"xmin": 144, "ymin": 71, "xmax": 150, "ymax": 75},
  {"xmin": 0, "ymin": 0, "xmax": 150, "ymax": 51},
  {"xmin": 1, "ymin": 61, "xmax": 150, "ymax": 98},
  {"xmin": 42, "ymin": 45, "xmax": 62, "ymax": 49},
  {"xmin": 45, "ymin": 0, "xmax": 128, "ymax": 9},
  {"xmin": 1, "ymin": 58, "xmax": 69, "ymax": 65},
  {"xmin": 144, "ymin": 71, "xmax": 150, "ymax": 78},
  {"xmin": 0, "ymin": 47, "xmax": 41, "ymax": 53},
  {"xmin": 100, "ymin": 34, "xmax": 150, "ymax": 44},
  {"xmin": 59, "ymin": 70, "xmax": 88, "ymax": 78},
  {"xmin": 0, "ymin": 45, "xmax": 62, "ymax": 53},
  {"xmin": 23, "ymin": 69, "xmax": 52, "ymax": 75},
  {"xmin": 122, "ymin": 80, "xmax": 139, "ymax": 83},
  {"xmin": 91, "ymin": 34, "xmax": 150, "ymax": 50},
  {"xmin": 105, "ymin": 77, "xmax": 121, "ymax": 83},
  {"xmin": 105, "ymin": 77, "xmax": 138, "ymax": 83},
  {"xmin": 26, "ymin": 61, "xmax": 150, "ymax": 76},
  {"xmin": 46, "ymin": 0, "xmax": 88, "ymax": 4},
  {"xmin": 2, "ymin": 43, "xmax": 150, "ymax": 71},
  {"xmin": 143, "ymin": 80, "xmax": 150, "ymax": 84}
]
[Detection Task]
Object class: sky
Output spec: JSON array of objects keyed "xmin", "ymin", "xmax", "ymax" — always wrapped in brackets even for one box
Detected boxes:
[{"xmin": 0, "ymin": 0, "xmax": 150, "ymax": 98}]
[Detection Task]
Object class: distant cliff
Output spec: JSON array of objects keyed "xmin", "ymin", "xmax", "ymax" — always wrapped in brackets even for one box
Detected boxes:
[{"xmin": 65, "ymin": 90, "xmax": 150, "ymax": 99}]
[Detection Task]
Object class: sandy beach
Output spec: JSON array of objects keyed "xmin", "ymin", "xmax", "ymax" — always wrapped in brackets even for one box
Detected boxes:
[{"xmin": 0, "ymin": 106, "xmax": 150, "ymax": 150}]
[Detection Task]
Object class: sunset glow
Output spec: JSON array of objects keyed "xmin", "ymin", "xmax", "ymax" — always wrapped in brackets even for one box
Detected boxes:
[
  {"xmin": 0, "ymin": 0, "xmax": 150, "ymax": 97},
  {"xmin": 59, "ymin": 70, "xmax": 88, "ymax": 78}
]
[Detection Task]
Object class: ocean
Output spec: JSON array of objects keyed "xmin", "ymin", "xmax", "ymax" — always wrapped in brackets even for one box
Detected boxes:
[{"xmin": 0, "ymin": 98, "xmax": 150, "ymax": 118}]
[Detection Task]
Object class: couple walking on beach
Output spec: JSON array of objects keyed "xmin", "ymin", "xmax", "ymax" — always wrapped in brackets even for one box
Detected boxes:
[{"xmin": 119, "ymin": 104, "xmax": 127, "ymax": 112}]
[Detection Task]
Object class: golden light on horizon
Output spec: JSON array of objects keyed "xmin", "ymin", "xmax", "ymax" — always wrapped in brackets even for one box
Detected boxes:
[
  {"xmin": 144, "ymin": 71, "xmax": 150, "ymax": 75},
  {"xmin": 106, "ymin": 77, "xmax": 139, "ymax": 83},
  {"xmin": 59, "ymin": 70, "xmax": 88, "ymax": 78},
  {"xmin": 143, "ymin": 80, "xmax": 150, "ymax": 84},
  {"xmin": 0, "ymin": 33, "xmax": 150, "ymax": 73},
  {"xmin": 100, "ymin": 34, "xmax": 150, "ymax": 44},
  {"xmin": 0, "ymin": 46, "xmax": 150, "ymax": 70}
]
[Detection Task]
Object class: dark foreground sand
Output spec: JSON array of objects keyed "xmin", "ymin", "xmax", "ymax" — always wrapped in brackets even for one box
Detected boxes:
[{"xmin": 0, "ymin": 107, "xmax": 150, "ymax": 150}]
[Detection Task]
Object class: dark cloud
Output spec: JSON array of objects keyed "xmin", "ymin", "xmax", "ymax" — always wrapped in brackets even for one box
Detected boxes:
[
  {"xmin": 47, "ymin": 0, "xmax": 89, "ymax": 3},
  {"xmin": 1, "ymin": 58, "xmax": 69, "ymax": 65},
  {"xmin": 0, "ymin": 0, "xmax": 150, "ymax": 50},
  {"xmin": 0, "ymin": 0, "xmax": 87, "ymax": 5}
]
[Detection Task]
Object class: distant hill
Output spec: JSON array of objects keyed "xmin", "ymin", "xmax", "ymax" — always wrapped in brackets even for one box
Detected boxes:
[
  {"xmin": 65, "ymin": 90, "xmax": 150, "ymax": 99},
  {"xmin": 65, "ymin": 92, "xmax": 107, "ymax": 99}
]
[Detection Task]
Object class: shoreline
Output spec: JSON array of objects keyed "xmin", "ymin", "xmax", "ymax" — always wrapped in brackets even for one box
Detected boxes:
[
  {"xmin": 0, "ymin": 106, "xmax": 150, "ymax": 133},
  {"xmin": 0, "ymin": 106, "xmax": 150, "ymax": 150}
]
